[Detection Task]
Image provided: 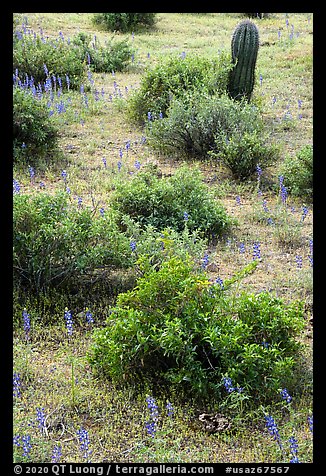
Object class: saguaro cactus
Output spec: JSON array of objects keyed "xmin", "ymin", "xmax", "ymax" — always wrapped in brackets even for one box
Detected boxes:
[{"xmin": 228, "ymin": 20, "xmax": 259, "ymax": 102}]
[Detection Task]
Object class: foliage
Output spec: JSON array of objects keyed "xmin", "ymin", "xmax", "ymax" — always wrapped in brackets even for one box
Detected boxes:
[
  {"xmin": 13, "ymin": 87, "xmax": 59, "ymax": 164},
  {"xmin": 147, "ymin": 92, "xmax": 279, "ymax": 177},
  {"xmin": 92, "ymin": 13, "xmax": 156, "ymax": 32},
  {"xmin": 127, "ymin": 52, "xmax": 232, "ymax": 124},
  {"xmin": 71, "ymin": 32, "xmax": 133, "ymax": 73},
  {"xmin": 111, "ymin": 164, "xmax": 233, "ymax": 239},
  {"xmin": 278, "ymin": 145, "xmax": 313, "ymax": 200},
  {"xmin": 13, "ymin": 192, "xmax": 133, "ymax": 293},
  {"xmin": 212, "ymin": 127, "xmax": 280, "ymax": 180},
  {"xmin": 13, "ymin": 27, "xmax": 87, "ymax": 90},
  {"xmin": 89, "ymin": 254, "xmax": 305, "ymax": 405}
]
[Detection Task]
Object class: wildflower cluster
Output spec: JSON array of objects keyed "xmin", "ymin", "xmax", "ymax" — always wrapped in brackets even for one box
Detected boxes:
[
  {"xmin": 265, "ymin": 415, "xmax": 283, "ymax": 450},
  {"xmin": 77, "ymin": 427, "xmax": 92, "ymax": 462},
  {"xmin": 145, "ymin": 396, "xmax": 159, "ymax": 438},
  {"xmin": 223, "ymin": 377, "xmax": 243, "ymax": 394},
  {"xmin": 13, "ymin": 372, "xmax": 22, "ymax": 398},
  {"xmin": 64, "ymin": 308, "xmax": 73, "ymax": 336},
  {"xmin": 23, "ymin": 308, "xmax": 30, "ymax": 339},
  {"xmin": 280, "ymin": 388, "xmax": 292, "ymax": 404}
]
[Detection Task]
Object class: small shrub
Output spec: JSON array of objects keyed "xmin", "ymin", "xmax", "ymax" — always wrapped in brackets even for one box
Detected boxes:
[
  {"xmin": 13, "ymin": 87, "xmax": 59, "ymax": 163},
  {"xmin": 13, "ymin": 192, "xmax": 133, "ymax": 293},
  {"xmin": 89, "ymin": 254, "xmax": 306, "ymax": 405},
  {"xmin": 147, "ymin": 92, "xmax": 279, "ymax": 177},
  {"xmin": 71, "ymin": 32, "xmax": 133, "ymax": 73},
  {"xmin": 212, "ymin": 128, "xmax": 280, "ymax": 180},
  {"xmin": 127, "ymin": 52, "xmax": 232, "ymax": 124},
  {"xmin": 92, "ymin": 13, "xmax": 156, "ymax": 32},
  {"xmin": 13, "ymin": 28, "xmax": 87, "ymax": 90},
  {"xmin": 111, "ymin": 165, "xmax": 233, "ymax": 239},
  {"xmin": 278, "ymin": 145, "xmax": 313, "ymax": 200}
]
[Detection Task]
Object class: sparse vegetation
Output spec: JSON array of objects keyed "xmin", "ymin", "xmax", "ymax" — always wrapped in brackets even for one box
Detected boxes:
[{"xmin": 12, "ymin": 13, "xmax": 313, "ymax": 464}]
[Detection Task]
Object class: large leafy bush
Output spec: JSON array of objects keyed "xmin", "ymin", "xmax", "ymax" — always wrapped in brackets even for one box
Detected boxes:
[
  {"xmin": 127, "ymin": 53, "xmax": 232, "ymax": 124},
  {"xmin": 13, "ymin": 86, "xmax": 59, "ymax": 163},
  {"xmin": 89, "ymin": 254, "xmax": 305, "ymax": 405},
  {"xmin": 111, "ymin": 165, "xmax": 232, "ymax": 239},
  {"xmin": 13, "ymin": 192, "xmax": 133, "ymax": 292}
]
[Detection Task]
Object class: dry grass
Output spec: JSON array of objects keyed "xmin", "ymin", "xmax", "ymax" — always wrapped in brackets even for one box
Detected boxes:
[{"xmin": 13, "ymin": 12, "xmax": 313, "ymax": 464}]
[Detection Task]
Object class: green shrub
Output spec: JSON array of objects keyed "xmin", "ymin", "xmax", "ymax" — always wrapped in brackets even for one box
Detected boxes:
[
  {"xmin": 13, "ymin": 192, "xmax": 133, "ymax": 293},
  {"xmin": 127, "ymin": 52, "xmax": 232, "ymax": 124},
  {"xmin": 278, "ymin": 145, "xmax": 313, "ymax": 200},
  {"xmin": 13, "ymin": 87, "xmax": 59, "ymax": 163},
  {"xmin": 212, "ymin": 127, "xmax": 280, "ymax": 180},
  {"xmin": 147, "ymin": 92, "xmax": 279, "ymax": 177},
  {"xmin": 89, "ymin": 254, "xmax": 305, "ymax": 405},
  {"xmin": 111, "ymin": 165, "xmax": 232, "ymax": 239},
  {"xmin": 13, "ymin": 28, "xmax": 87, "ymax": 90},
  {"xmin": 71, "ymin": 32, "xmax": 133, "ymax": 73},
  {"xmin": 92, "ymin": 13, "xmax": 156, "ymax": 32}
]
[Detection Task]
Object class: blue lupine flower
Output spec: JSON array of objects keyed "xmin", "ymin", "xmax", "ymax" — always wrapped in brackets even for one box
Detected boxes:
[
  {"xmin": 77, "ymin": 427, "xmax": 92, "ymax": 462},
  {"xmin": 130, "ymin": 240, "xmax": 137, "ymax": 252},
  {"xmin": 308, "ymin": 415, "xmax": 313, "ymax": 433},
  {"xmin": 146, "ymin": 396, "xmax": 159, "ymax": 437},
  {"xmin": 64, "ymin": 308, "xmax": 73, "ymax": 336},
  {"xmin": 52, "ymin": 444, "xmax": 62, "ymax": 463},
  {"xmin": 259, "ymin": 74, "xmax": 263, "ymax": 86},
  {"xmin": 22, "ymin": 435, "xmax": 32, "ymax": 459},
  {"xmin": 262, "ymin": 200, "xmax": 268, "ymax": 212},
  {"xmin": 201, "ymin": 254, "xmax": 209, "ymax": 269},
  {"xmin": 265, "ymin": 415, "xmax": 283, "ymax": 449},
  {"xmin": 13, "ymin": 435, "xmax": 20, "ymax": 447},
  {"xmin": 36, "ymin": 407, "xmax": 46, "ymax": 433},
  {"xmin": 222, "ymin": 376, "xmax": 243, "ymax": 393},
  {"xmin": 289, "ymin": 436, "xmax": 299, "ymax": 463},
  {"xmin": 295, "ymin": 255, "xmax": 303, "ymax": 269},
  {"xmin": 77, "ymin": 196, "xmax": 83, "ymax": 208},
  {"xmin": 253, "ymin": 241, "xmax": 261, "ymax": 260},
  {"xmin": 239, "ymin": 242, "xmax": 245, "ymax": 254},
  {"xmin": 183, "ymin": 212, "xmax": 189, "ymax": 221},
  {"xmin": 301, "ymin": 205, "xmax": 308, "ymax": 221},
  {"xmin": 102, "ymin": 157, "xmax": 107, "ymax": 168},
  {"xmin": 61, "ymin": 170, "xmax": 67, "ymax": 181},
  {"xmin": 215, "ymin": 277, "xmax": 224, "ymax": 289},
  {"xmin": 13, "ymin": 372, "xmax": 22, "ymax": 398},
  {"xmin": 166, "ymin": 401, "xmax": 174, "ymax": 417},
  {"xmin": 308, "ymin": 240, "xmax": 313, "ymax": 267},
  {"xmin": 85, "ymin": 308, "xmax": 94, "ymax": 325},
  {"xmin": 23, "ymin": 308, "xmax": 30, "ymax": 338},
  {"xmin": 236, "ymin": 195, "xmax": 241, "ymax": 206},
  {"xmin": 135, "ymin": 160, "xmax": 141, "ymax": 170},
  {"xmin": 13, "ymin": 179, "xmax": 21, "ymax": 194},
  {"xmin": 280, "ymin": 388, "xmax": 292, "ymax": 403},
  {"xmin": 223, "ymin": 377, "xmax": 235, "ymax": 393},
  {"xmin": 147, "ymin": 111, "xmax": 152, "ymax": 121},
  {"xmin": 117, "ymin": 161, "xmax": 122, "ymax": 171},
  {"xmin": 28, "ymin": 166, "xmax": 35, "ymax": 181},
  {"xmin": 99, "ymin": 208, "xmax": 105, "ymax": 217}
]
